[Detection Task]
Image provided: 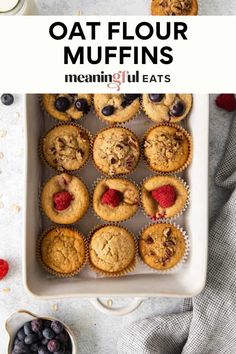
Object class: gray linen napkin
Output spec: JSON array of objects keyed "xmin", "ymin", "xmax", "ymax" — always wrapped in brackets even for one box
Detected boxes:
[{"xmin": 117, "ymin": 116, "xmax": 236, "ymax": 354}]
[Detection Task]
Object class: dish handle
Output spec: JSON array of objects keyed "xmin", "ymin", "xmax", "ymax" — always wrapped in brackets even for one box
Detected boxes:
[{"xmin": 90, "ymin": 297, "xmax": 146, "ymax": 316}]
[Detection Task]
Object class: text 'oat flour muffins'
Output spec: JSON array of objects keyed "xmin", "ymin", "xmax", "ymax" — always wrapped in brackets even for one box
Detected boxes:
[
  {"xmin": 93, "ymin": 127, "xmax": 140, "ymax": 176},
  {"xmin": 42, "ymin": 124, "xmax": 90, "ymax": 172},
  {"xmin": 139, "ymin": 223, "xmax": 187, "ymax": 271},
  {"xmin": 93, "ymin": 178, "xmax": 139, "ymax": 222},
  {"xmin": 88, "ymin": 225, "xmax": 136, "ymax": 277},
  {"xmin": 39, "ymin": 227, "xmax": 86, "ymax": 277},
  {"xmin": 94, "ymin": 94, "xmax": 141, "ymax": 124},
  {"xmin": 41, "ymin": 173, "xmax": 89, "ymax": 224},
  {"xmin": 142, "ymin": 94, "xmax": 192, "ymax": 123},
  {"xmin": 151, "ymin": 0, "xmax": 198, "ymax": 16},
  {"xmin": 143, "ymin": 123, "xmax": 192, "ymax": 174},
  {"xmin": 42, "ymin": 94, "xmax": 92, "ymax": 122},
  {"xmin": 141, "ymin": 175, "xmax": 189, "ymax": 220}
]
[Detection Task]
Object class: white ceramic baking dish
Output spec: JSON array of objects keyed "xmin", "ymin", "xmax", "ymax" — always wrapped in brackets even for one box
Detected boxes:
[{"xmin": 23, "ymin": 94, "xmax": 208, "ymax": 314}]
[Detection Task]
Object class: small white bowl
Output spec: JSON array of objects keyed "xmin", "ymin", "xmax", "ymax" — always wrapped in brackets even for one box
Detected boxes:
[{"xmin": 5, "ymin": 309, "xmax": 76, "ymax": 354}]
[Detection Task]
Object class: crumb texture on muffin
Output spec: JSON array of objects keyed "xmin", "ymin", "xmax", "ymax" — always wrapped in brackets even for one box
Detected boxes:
[{"xmin": 151, "ymin": 0, "xmax": 198, "ymax": 16}]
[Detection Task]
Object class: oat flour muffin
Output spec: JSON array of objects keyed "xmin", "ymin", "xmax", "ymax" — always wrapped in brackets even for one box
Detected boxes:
[
  {"xmin": 141, "ymin": 175, "xmax": 189, "ymax": 220},
  {"xmin": 89, "ymin": 225, "xmax": 136, "ymax": 276},
  {"xmin": 42, "ymin": 124, "xmax": 90, "ymax": 172},
  {"xmin": 143, "ymin": 123, "xmax": 192, "ymax": 173},
  {"xmin": 139, "ymin": 223, "xmax": 186, "ymax": 270},
  {"xmin": 42, "ymin": 94, "xmax": 92, "ymax": 122},
  {"xmin": 151, "ymin": 0, "xmax": 198, "ymax": 16},
  {"xmin": 40, "ymin": 227, "xmax": 86, "ymax": 276},
  {"xmin": 93, "ymin": 178, "xmax": 139, "ymax": 222},
  {"xmin": 41, "ymin": 173, "xmax": 89, "ymax": 224},
  {"xmin": 93, "ymin": 127, "xmax": 140, "ymax": 176},
  {"xmin": 143, "ymin": 94, "xmax": 192, "ymax": 123},
  {"xmin": 94, "ymin": 94, "xmax": 140, "ymax": 124}
]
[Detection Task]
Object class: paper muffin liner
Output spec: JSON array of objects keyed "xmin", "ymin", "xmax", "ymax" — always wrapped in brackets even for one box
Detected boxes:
[
  {"xmin": 140, "ymin": 175, "xmax": 190, "ymax": 222},
  {"xmin": 87, "ymin": 224, "xmax": 137, "ymax": 278},
  {"xmin": 142, "ymin": 122, "xmax": 193, "ymax": 175},
  {"xmin": 37, "ymin": 226, "xmax": 88, "ymax": 278},
  {"xmin": 91, "ymin": 176, "xmax": 140, "ymax": 224},
  {"xmin": 39, "ymin": 122, "xmax": 93, "ymax": 173},
  {"xmin": 92, "ymin": 126, "xmax": 141, "ymax": 177},
  {"xmin": 39, "ymin": 94, "xmax": 93, "ymax": 124},
  {"xmin": 138, "ymin": 222, "xmax": 190, "ymax": 274},
  {"xmin": 39, "ymin": 173, "xmax": 90, "ymax": 225}
]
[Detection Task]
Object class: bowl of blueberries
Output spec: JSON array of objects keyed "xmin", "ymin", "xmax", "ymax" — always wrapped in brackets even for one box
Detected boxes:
[{"xmin": 5, "ymin": 309, "xmax": 76, "ymax": 354}]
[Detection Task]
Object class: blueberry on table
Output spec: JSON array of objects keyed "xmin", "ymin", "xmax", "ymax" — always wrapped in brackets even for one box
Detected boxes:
[
  {"xmin": 43, "ymin": 328, "xmax": 55, "ymax": 340},
  {"xmin": 31, "ymin": 318, "xmax": 43, "ymax": 333},
  {"xmin": 75, "ymin": 98, "xmax": 89, "ymax": 113},
  {"xmin": 148, "ymin": 94, "xmax": 165, "ymax": 103},
  {"xmin": 169, "ymin": 100, "xmax": 185, "ymax": 117},
  {"xmin": 54, "ymin": 96, "xmax": 70, "ymax": 112},
  {"xmin": 24, "ymin": 333, "xmax": 38, "ymax": 345},
  {"xmin": 23, "ymin": 322, "xmax": 33, "ymax": 336},
  {"xmin": 47, "ymin": 339, "xmax": 60, "ymax": 352},
  {"xmin": 102, "ymin": 105, "xmax": 115, "ymax": 116},
  {"xmin": 1, "ymin": 93, "xmax": 14, "ymax": 106}
]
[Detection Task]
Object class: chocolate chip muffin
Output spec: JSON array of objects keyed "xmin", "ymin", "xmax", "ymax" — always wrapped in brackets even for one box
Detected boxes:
[
  {"xmin": 139, "ymin": 223, "xmax": 187, "ymax": 270},
  {"xmin": 93, "ymin": 178, "xmax": 139, "ymax": 222},
  {"xmin": 142, "ymin": 94, "xmax": 193, "ymax": 123},
  {"xmin": 93, "ymin": 127, "xmax": 140, "ymax": 176},
  {"xmin": 42, "ymin": 94, "xmax": 92, "ymax": 122},
  {"xmin": 42, "ymin": 124, "xmax": 90, "ymax": 172},
  {"xmin": 143, "ymin": 123, "xmax": 192, "ymax": 174},
  {"xmin": 41, "ymin": 173, "xmax": 89, "ymax": 224},
  {"xmin": 88, "ymin": 225, "xmax": 136, "ymax": 276},
  {"xmin": 151, "ymin": 0, "xmax": 198, "ymax": 16},
  {"xmin": 94, "ymin": 94, "xmax": 141, "ymax": 124}
]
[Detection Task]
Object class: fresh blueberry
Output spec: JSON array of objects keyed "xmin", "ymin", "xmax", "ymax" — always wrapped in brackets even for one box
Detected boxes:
[
  {"xmin": 42, "ymin": 328, "xmax": 55, "ymax": 340},
  {"xmin": 38, "ymin": 346, "xmax": 50, "ymax": 354},
  {"xmin": 41, "ymin": 338, "xmax": 49, "ymax": 346},
  {"xmin": 75, "ymin": 98, "xmax": 89, "ymax": 113},
  {"xmin": 47, "ymin": 339, "xmax": 60, "ymax": 352},
  {"xmin": 102, "ymin": 105, "xmax": 115, "ymax": 116},
  {"xmin": 31, "ymin": 319, "xmax": 43, "ymax": 333},
  {"xmin": 54, "ymin": 96, "xmax": 70, "ymax": 112},
  {"xmin": 44, "ymin": 320, "xmax": 52, "ymax": 328},
  {"xmin": 30, "ymin": 343, "xmax": 40, "ymax": 352},
  {"xmin": 1, "ymin": 94, "xmax": 14, "ymax": 106},
  {"xmin": 13, "ymin": 342, "xmax": 28, "ymax": 354},
  {"xmin": 17, "ymin": 328, "xmax": 26, "ymax": 342},
  {"xmin": 169, "ymin": 100, "xmax": 185, "ymax": 117},
  {"xmin": 24, "ymin": 323, "xmax": 33, "ymax": 336},
  {"xmin": 148, "ymin": 94, "xmax": 165, "ymax": 103},
  {"xmin": 24, "ymin": 334, "xmax": 38, "ymax": 345},
  {"xmin": 55, "ymin": 331, "xmax": 69, "ymax": 343}
]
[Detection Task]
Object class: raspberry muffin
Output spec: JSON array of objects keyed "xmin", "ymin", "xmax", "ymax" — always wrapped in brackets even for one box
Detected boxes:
[
  {"xmin": 94, "ymin": 94, "xmax": 140, "ymax": 124},
  {"xmin": 41, "ymin": 173, "xmax": 89, "ymax": 224},
  {"xmin": 151, "ymin": 0, "xmax": 198, "ymax": 16},
  {"xmin": 88, "ymin": 225, "xmax": 136, "ymax": 276},
  {"xmin": 93, "ymin": 178, "xmax": 139, "ymax": 222},
  {"xmin": 42, "ymin": 94, "xmax": 92, "ymax": 122},
  {"xmin": 39, "ymin": 227, "xmax": 86, "ymax": 276},
  {"xmin": 143, "ymin": 123, "xmax": 192, "ymax": 173},
  {"xmin": 42, "ymin": 124, "xmax": 90, "ymax": 172},
  {"xmin": 142, "ymin": 94, "xmax": 192, "ymax": 123},
  {"xmin": 93, "ymin": 127, "xmax": 140, "ymax": 176},
  {"xmin": 139, "ymin": 224, "xmax": 187, "ymax": 270},
  {"xmin": 141, "ymin": 176, "xmax": 189, "ymax": 220}
]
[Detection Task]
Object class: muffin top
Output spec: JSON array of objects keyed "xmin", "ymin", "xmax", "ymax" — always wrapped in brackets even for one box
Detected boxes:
[
  {"xmin": 151, "ymin": 0, "xmax": 198, "ymax": 16},
  {"xmin": 42, "ymin": 94, "xmax": 92, "ymax": 122},
  {"xmin": 93, "ymin": 178, "xmax": 139, "ymax": 222},
  {"xmin": 143, "ymin": 124, "xmax": 192, "ymax": 173},
  {"xmin": 89, "ymin": 225, "xmax": 136, "ymax": 274},
  {"xmin": 42, "ymin": 125, "xmax": 90, "ymax": 172},
  {"xmin": 41, "ymin": 173, "xmax": 89, "ymax": 224},
  {"xmin": 40, "ymin": 227, "xmax": 86, "ymax": 275},
  {"xmin": 94, "ymin": 94, "xmax": 140, "ymax": 123},
  {"xmin": 141, "ymin": 175, "xmax": 189, "ymax": 220},
  {"xmin": 93, "ymin": 127, "xmax": 140, "ymax": 176},
  {"xmin": 139, "ymin": 223, "xmax": 186, "ymax": 270},
  {"xmin": 143, "ymin": 94, "xmax": 192, "ymax": 123}
]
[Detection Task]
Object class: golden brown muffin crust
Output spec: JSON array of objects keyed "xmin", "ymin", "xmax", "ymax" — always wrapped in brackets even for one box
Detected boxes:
[{"xmin": 151, "ymin": 0, "xmax": 198, "ymax": 16}]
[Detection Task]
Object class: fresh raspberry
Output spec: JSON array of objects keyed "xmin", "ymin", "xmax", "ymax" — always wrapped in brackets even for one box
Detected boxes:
[
  {"xmin": 151, "ymin": 185, "xmax": 176, "ymax": 208},
  {"xmin": 215, "ymin": 94, "xmax": 236, "ymax": 112},
  {"xmin": 53, "ymin": 191, "xmax": 73, "ymax": 211},
  {"xmin": 101, "ymin": 189, "xmax": 122, "ymax": 208},
  {"xmin": 0, "ymin": 259, "xmax": 9, "ymax": 280}
]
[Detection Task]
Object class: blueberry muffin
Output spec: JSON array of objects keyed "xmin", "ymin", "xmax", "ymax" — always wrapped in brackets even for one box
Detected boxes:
[
  {"xmin": 142, "ymin": 94, "xmax": 192, "ymax": 123},
  {"xmin": 42, "ymin": 94, "xmax": 92, "ymax": 122},
  {"xmin": 41, "ymin": 173, "xmax": 89, "ymax": 224},
  {"xmin": 93, "ymin": 127, "xmax": 140, "ymax": 176},
  {"xmin": 93, "ymin": 178, "xmax": 139, "ymax": 222},
  {"xmin": 139, "ymin": 223, "xmax": 186, "ymax": 270},
  {"xmin": 42, "ymin": 124, "xmax": 90, "ymax": 172},
  {"xmin": 94, "ymin": 94, "xmax": 141, "ymax": 123},
  {"xmin": 143, "ymin": 123, "xmax": 192, "ymax": 173},
  {"xmin": 151, "ymin": 0, "xmax": 198, "ymax": 16}
]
